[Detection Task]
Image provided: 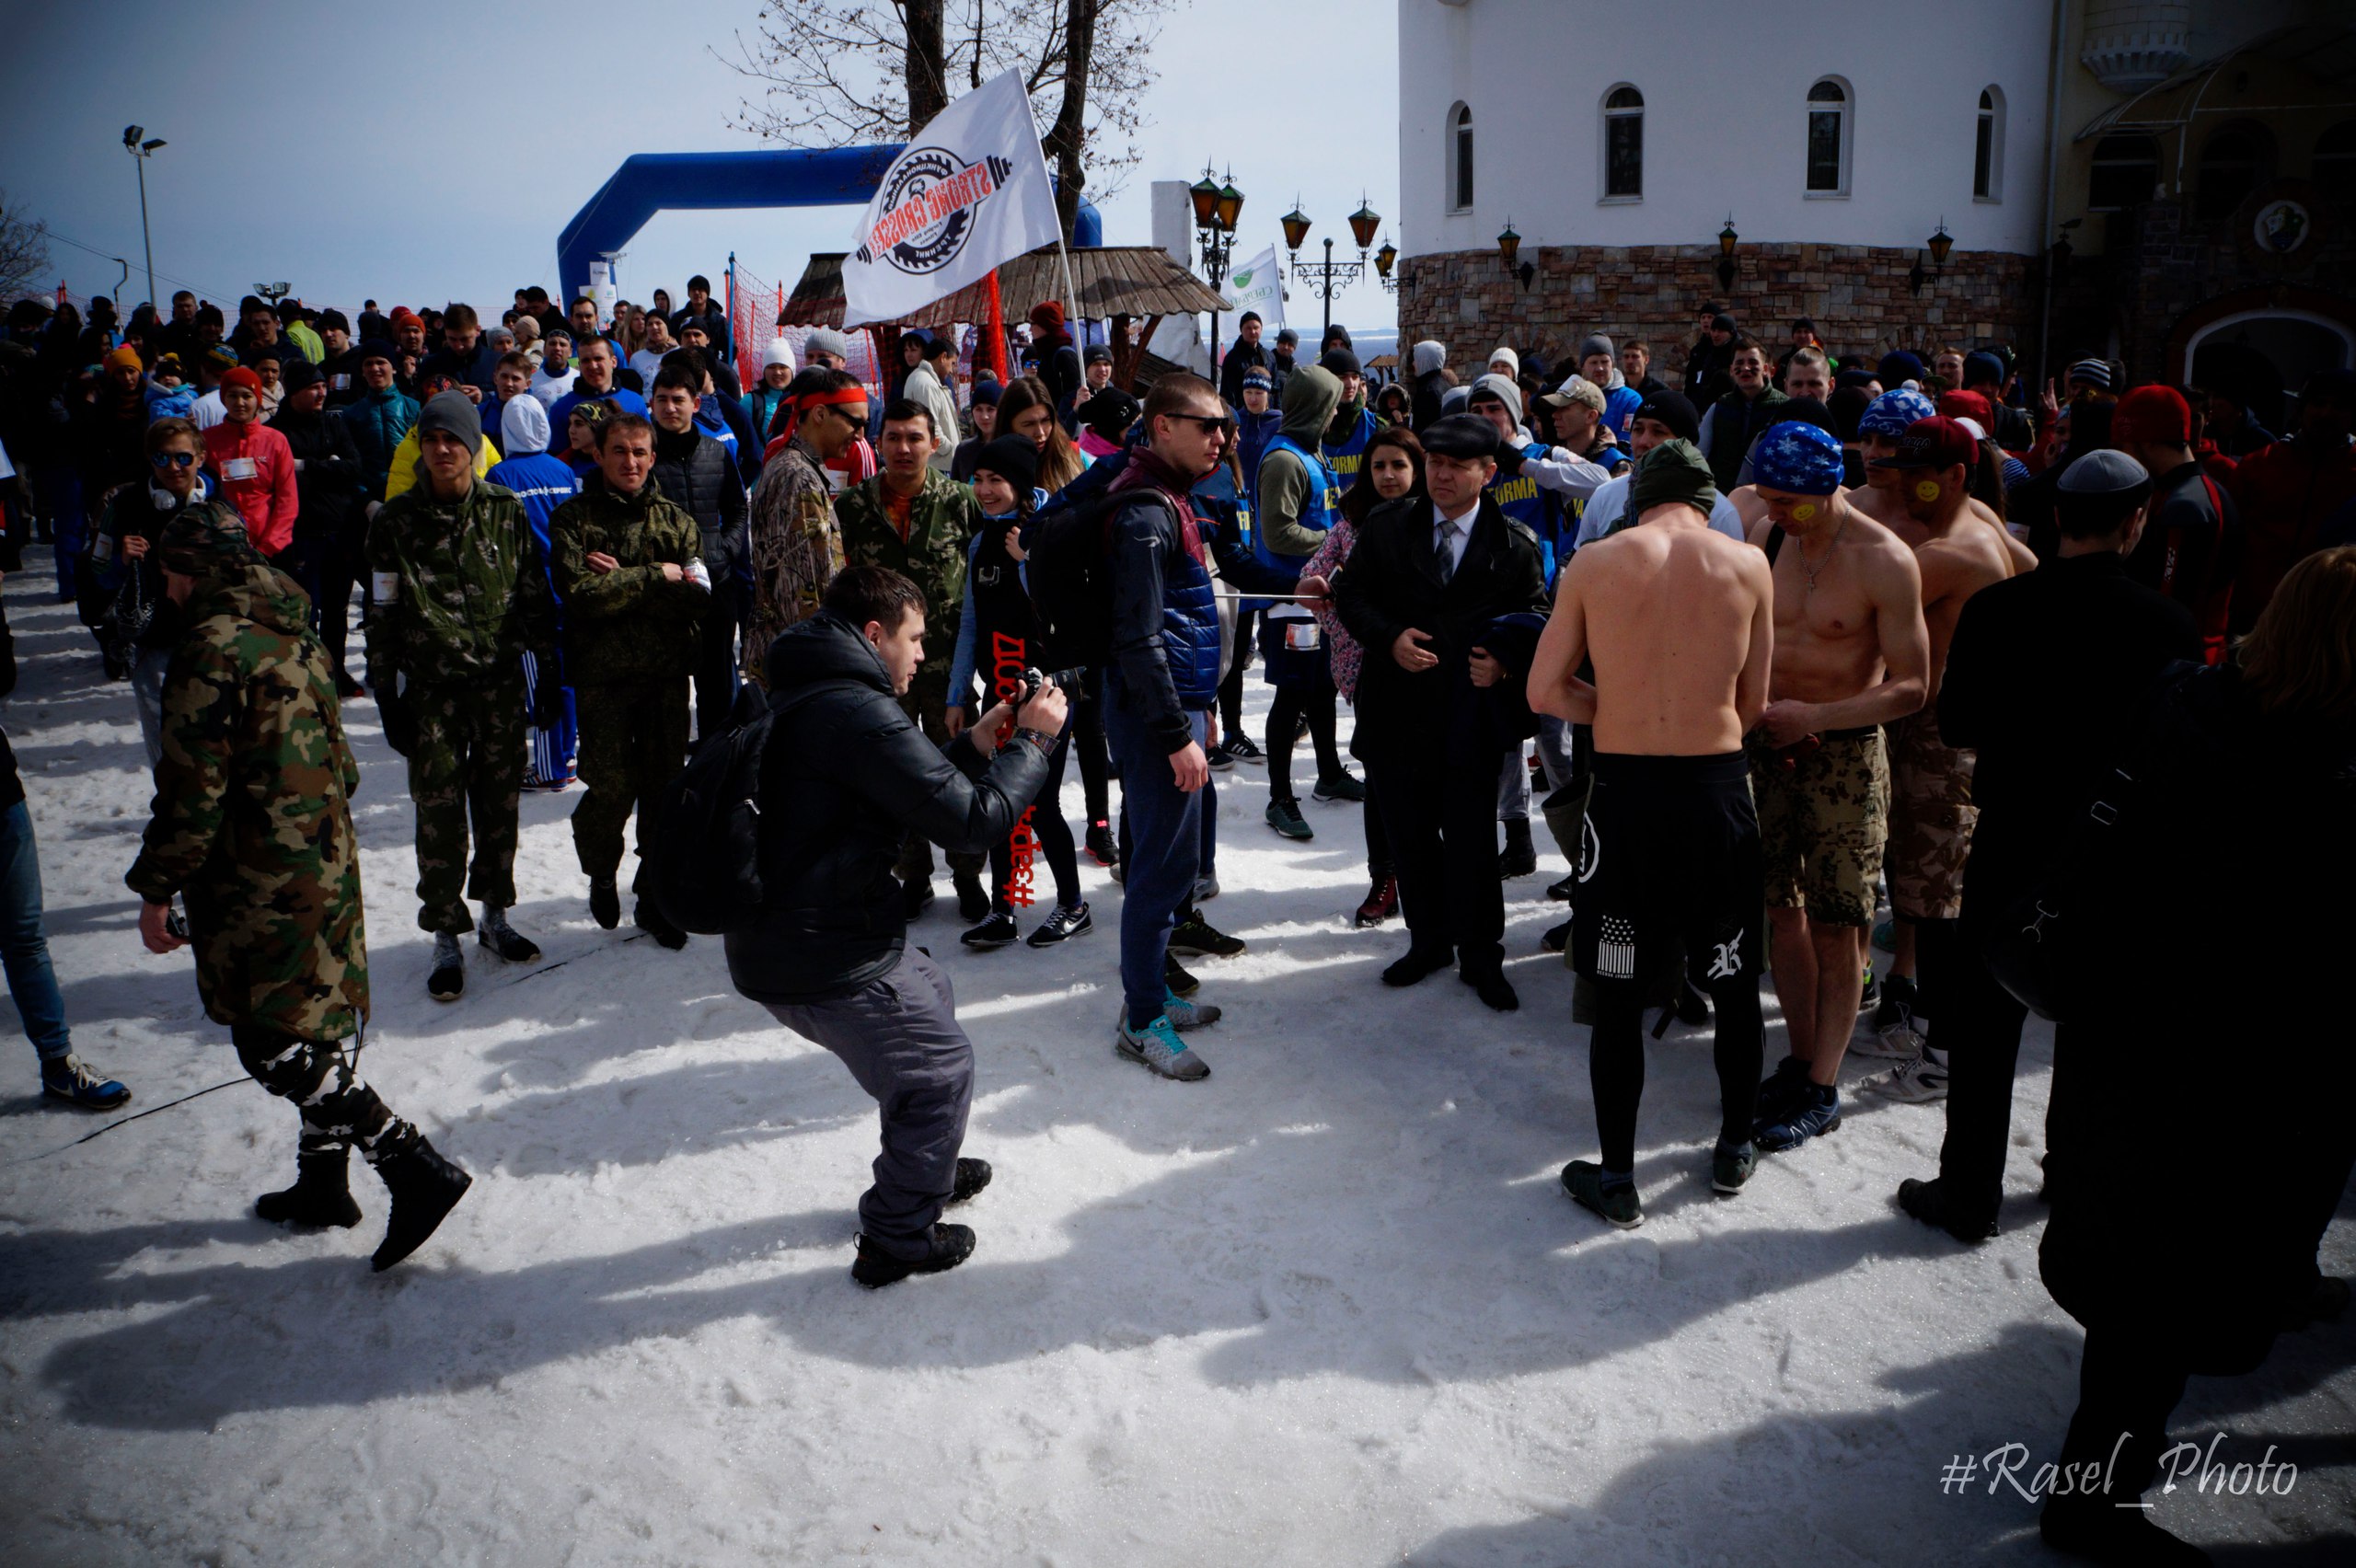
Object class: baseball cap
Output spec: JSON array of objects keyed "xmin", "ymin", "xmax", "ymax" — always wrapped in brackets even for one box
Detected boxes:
[{"xmin": 1869, "ymin": 415, "xmax": 1978, "ymax": 471}]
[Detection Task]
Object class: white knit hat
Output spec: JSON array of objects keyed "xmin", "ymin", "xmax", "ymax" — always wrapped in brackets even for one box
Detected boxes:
[{"xmin": 762, "ymin": 339, "xmax": 796, "ymax": 372}]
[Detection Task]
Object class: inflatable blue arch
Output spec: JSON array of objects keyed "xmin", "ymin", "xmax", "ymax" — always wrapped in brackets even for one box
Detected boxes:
[{"xmin": 557, "ymin": 145, "xmax": 1103, "ymax": 302}]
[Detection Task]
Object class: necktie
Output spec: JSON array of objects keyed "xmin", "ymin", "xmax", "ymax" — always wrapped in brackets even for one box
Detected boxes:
[{"xmin": 1434, "ymin": 520, "xmax": 1456, "ymax": 583}]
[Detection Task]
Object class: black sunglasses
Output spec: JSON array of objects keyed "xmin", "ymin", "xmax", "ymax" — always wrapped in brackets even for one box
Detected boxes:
[
  {"xmin": 148, "ymin": 450, "xmax": 198, "ymax": 469},
  {"xmin": 1168, "ymin": 413, "xmax": 1228, "ymax": 435}
]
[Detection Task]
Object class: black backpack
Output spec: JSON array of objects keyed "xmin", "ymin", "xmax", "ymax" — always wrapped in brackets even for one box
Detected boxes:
[
  {"xmin": 1026, "ymin": 485, "xmax": 1173, "ymax": 672},
  {"xmin": 644, "ymin": 683, "xmax": 831, "ymax": 935}
]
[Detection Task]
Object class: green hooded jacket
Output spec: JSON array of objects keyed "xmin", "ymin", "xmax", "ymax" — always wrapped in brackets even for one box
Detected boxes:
[
  {"xmin": 1256, "ymin": 364, "xmax": 1342, "ymax": 559},
  {"xmin": 548, "ymin": 474, "xmax": 710, "ymax": 686}
]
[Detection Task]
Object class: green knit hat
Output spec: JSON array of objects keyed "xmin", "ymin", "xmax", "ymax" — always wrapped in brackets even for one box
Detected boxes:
[{"xmin": 1628, "ymin": 438, "xmax": 1717, "ymax": 521}]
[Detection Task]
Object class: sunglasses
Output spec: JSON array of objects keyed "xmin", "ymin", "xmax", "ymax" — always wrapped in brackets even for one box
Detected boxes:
[
  {"xmin": 1170, "ymin": 413, "xmax": 1229, "ymax": 435},
  {"xmin": 148, "ymin": 450, "xmax": 198, "ymax": 469}
]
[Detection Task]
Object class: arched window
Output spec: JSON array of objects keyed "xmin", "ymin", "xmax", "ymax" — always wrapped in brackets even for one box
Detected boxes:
[
  {"xmin": 2197, "ymin": 121, "xmax": 2275, "ymax": 220},
  {"xmin": 1974, "ymin": 86, "xmax": 2005, "ymax": 201},
  {"xmin": 2088, "ymin": 133, "xmax": 2159, "ymax": 211},
  {"xmin": 1449, "ymin": 102, "xmax": 1474, "ymax": 212},
  {"xmin": 2316, "ymin": 121, "xmax": 2356, "ymax": 201},
  {"xmin": 1602, "ymin": 86, "xmax": 1644, "ymax": 200},
  {"xmin": 1806, "ymin": 78, "xmax": 1850, "ymax": 196}
]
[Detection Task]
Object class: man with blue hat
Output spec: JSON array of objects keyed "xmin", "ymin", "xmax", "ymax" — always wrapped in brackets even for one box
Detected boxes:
[{"xmin": 1849, "ymin": 387, "xmax": 1936, "ymax": 529}]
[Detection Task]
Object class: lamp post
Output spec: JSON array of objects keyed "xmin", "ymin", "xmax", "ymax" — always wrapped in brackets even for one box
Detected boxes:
[
  {"xmin": 1909, "ymin": 218, "xmax": 1955, "ymax": 296},
  {"xmin": 1498, "ymin": 217, "xmax": 1531, "ymax": 290},
  {"xmin": 1715, "ymin": 214, "xmax": 1739, "ymax": 291},
  {"xmin": 121, "ymin": 126, "xmax": 165, "ymax": 312},
  {"xmin": 1190, "ymin": 164, "xmax": 1245, "ymax": 377},
  {"xmin": 1282, "ymin": 197, "xmax": 1380, "ymax": 337},
  {"xmin": 1374, "ymin": 234, "xmax": 1401, "ymax": 295},
  {"xmin": 256, "ymin": 282, "xmax": 292, "ymax": 308}
]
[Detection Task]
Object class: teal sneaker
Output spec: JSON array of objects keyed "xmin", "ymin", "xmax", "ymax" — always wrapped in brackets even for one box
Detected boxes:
[
  {"xmin": 1561, "ymin": 1160, "xmax": 1643, "ymax": 1228},
  {"xmin": 1163, "ymin": 986, "xmax": 1221, "ymax": 1032},
  {"xmin": 1114, "ymin": 1015, "xmax": 1210, "ymax": 1080},
  {"xmin": 1711, "ymin": 1139, "xmax": 1758, "ymax": 1195}
]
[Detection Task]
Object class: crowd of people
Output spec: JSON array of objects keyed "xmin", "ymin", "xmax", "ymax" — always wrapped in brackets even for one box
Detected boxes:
[{"xmin": 2, "ymin": 274, "xmax": 2352, "ymax": 1561}]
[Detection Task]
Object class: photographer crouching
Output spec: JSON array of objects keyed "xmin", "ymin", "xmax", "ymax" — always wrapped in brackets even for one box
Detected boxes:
[{"xmin": 724, "ymin": 565, "xmax": 1067, "ymax": 1288}]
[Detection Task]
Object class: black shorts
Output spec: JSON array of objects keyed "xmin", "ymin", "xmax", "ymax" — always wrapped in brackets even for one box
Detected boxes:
[{"xmin": 1572, "ymin": 751, "xmax": 1764, "ymax": 986}]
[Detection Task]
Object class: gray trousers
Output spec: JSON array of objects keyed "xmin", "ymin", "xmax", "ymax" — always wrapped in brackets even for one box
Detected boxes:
[
  {"xmin": 1496, "ymin": 717, "xmax": 1577, "ymax": 822},
  {"xmin": 761, "ymin": 947, "xmax": 973, "ymax": 1260}
]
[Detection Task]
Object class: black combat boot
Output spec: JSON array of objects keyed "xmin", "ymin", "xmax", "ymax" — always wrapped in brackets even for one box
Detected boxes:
[
  {"xmin": 370, "ymin": 1138, "xmax": 473, "ymax": 1272},
  {"xmin": 255, "ymin": 1148, "xmax": 363, "ymax": 1228}
]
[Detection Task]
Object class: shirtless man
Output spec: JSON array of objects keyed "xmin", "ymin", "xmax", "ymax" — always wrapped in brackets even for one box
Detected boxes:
[
  {"xmin": 1528, "ymin": 438, "xmax": 1775, "ymax": 1227},
  {"xmin": 1852, "ymin": 416, "xmax": 2015, "ymax": 1104},
  {"xmin": 1856, "ymin": 389, "xmax": 2035, "ymax": 573},
  {"xmin": 1741, "ymin": 421, "xmax": 1930, "ymax": 1152}
]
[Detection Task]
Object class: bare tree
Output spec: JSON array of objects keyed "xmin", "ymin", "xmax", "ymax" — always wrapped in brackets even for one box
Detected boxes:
[
  {"xmin": 721, "ymin": 0, "xmax": 1175, "ymax": 236},
  {"xmin": 0, "ymin": 190, "xmax": 51, "ymax": 302}
]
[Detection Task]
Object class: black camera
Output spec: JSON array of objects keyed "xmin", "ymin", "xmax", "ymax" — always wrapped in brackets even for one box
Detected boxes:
[{"xmin": 1021, "ymin": 666, "xmax": 1087, "ymax": 706}]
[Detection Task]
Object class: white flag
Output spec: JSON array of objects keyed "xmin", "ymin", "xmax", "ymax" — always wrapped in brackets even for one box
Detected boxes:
[
  {"xmin": 1219, "ymin": 245, "xmax": 1284, "ymax": 326},
  {"xmin": 842, "ymin": 70, "xmax": 1065, "ymax": 329}
]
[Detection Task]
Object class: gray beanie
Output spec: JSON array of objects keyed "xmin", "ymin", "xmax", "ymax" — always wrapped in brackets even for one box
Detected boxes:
[
  {"xmin": 804, "ymin": 328, "xmax": 852, "ymax": 363},
  {"xmin": 418, "ymin": 389, "xmax": 483, "ymax": 460},
  {"xmin": 1577, "ymin": 334, "xmax": 1615, "ymax": 363}
]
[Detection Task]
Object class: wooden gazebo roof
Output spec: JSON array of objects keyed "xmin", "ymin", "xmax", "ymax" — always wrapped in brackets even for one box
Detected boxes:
[{"xmin": 780, "ymin": 245, "xmax": 1226, "ymax": 330}]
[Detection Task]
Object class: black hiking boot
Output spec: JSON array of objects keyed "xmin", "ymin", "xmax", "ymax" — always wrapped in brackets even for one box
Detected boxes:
[
  {"xmin": 851, "ymin": 1223, "xmax": 976, "ymax": 1289},
  {"xmin": 370, "ymin": 1138, "xmax": 472, "ymax": 1271},
  {"xmin": 255, "ymin": 1148, "xmax": 363, "ymax": 1228}
]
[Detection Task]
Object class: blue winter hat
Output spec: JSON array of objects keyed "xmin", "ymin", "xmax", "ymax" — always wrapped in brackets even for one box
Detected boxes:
[
  {"xmin": 1962, "ymin": 351, "xmax": 2006, "ymax": 388},
  {"xmin": 1242, "ymin": 366, "xmax": 1274, "ymax": 393},
  {"xmin": 1751, "ymin": 421, "xmax": 1845, "ymax": 496},
  {"xmin": 1859, "ymin": 387, "xmax": 1937, "ymax": 438},
  {"xmin": 1877, "ymin": 350, "xmax": 1928, "ymax": 387}
]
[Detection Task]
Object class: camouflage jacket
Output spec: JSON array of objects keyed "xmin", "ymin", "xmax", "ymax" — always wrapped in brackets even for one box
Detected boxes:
[
  {"xmin": 125, "ymin": 562, "xmax": 369, "ymax": 1040},
  {"xmin": 833, "ymin": 467, "xmax": 980, "ymax": 671},
  {"xmin": 743, "ymin": 437, "xmax": 844, "ymax": 686},
  {"xmin": 547, "ymin": 474, "xmax": 709, "ymax": 686},
  {"xmin": 364, "ymin": 476, "xmax": 557, "ymax": 696}
]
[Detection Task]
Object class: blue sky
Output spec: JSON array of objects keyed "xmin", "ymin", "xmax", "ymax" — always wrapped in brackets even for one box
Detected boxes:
[{"xmin": 5, "ymin": 0, "xmax": 1398, "ymax": 334}]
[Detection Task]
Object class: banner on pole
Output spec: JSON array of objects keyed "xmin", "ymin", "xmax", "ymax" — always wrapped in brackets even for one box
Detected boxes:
[
  {"xmin": 1219, "ymin": 245, "xmax": 1284, "ymax": 326},
  {"xmin": 842, "ymin": 70, "xmax": 1064, "ymax": 329}
]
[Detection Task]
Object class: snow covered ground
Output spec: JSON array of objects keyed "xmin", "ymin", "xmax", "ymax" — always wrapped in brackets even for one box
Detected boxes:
[{"xmin": 0, "ymin": 564, "xmax": 2349, "ymax": 1566}]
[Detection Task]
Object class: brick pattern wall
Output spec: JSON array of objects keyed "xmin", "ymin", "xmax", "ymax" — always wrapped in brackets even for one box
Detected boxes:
[{"xmin": 1398, "ymin": 244, "xmax": 2038, "ymax": 387}]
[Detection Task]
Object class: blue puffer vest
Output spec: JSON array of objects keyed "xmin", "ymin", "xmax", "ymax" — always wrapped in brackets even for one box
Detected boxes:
[
  {"xmin": 1321, "ymin": 407, "xmax": 1380, "ymax": 490},
  {"xmin": 1164, "ymin": 517, "xmax": 1220, "ymax": 708},
  {"xmin": 1252, "ymin": 434, "xmax": 1336, "ymax": 571}
]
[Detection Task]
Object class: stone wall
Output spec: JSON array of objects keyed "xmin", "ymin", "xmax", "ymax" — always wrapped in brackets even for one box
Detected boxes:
[{"xmin": 1397, "ymin": 244, "xmax": 2038, "ymax": 387}]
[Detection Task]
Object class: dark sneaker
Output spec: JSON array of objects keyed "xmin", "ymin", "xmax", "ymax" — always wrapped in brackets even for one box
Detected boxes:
[
  {"xmin": 1224, "ymin": 734, "xmax": 1264, "ymax": 765},
  {"xmin": 901, "ymin": 876, "xmax": 936, "ymax": 919},
  {"xmin": 427, "ymin": 933, "xmax": 465, "ymax": 1002},
  {"xmin": 1540, "ymin": 917, "xmax": 1571, "ymax": 953},
  {"xmin": 1755, "ymin": 1083, "xmax": 1841, "ymax": 1153},
  {"xmin": 588, "ymin": 877, "xmax": 621, "ymax": 929},
  {"xmin": 1163, "ymin": 951, "xmax": 1200, "ymax": 997},
  {"xmin": 634, "ymin": 899, "xmax": 689, "ymax": 951},
  {"xmin": 1205, "ymin": 742, "xmax": 1238, "ymax": 771},
  {"xmin": 1311, "ymin": 771, "xmax": 1367, "ymax": 802},
  {"xmin": 949, "ymin": 1158, "xmax": 992, "ymax": 1205},
  {"xmin": 256, "ymin": 1148, "xmax": 362, "ymax": 1228},
  {"xmin": 1084, "ymin": 821, "xmax": 1117, "ymax": 867},
  {"xmin": 1497, "ymin": 818, "xmax": 1538, "ymax": 878},
  {"xmin": 1547, "ymin": 870, "xmax": 1577, "ymax": 903},
  {"xmin": 1896, "ymin": 1176, "xmax": 1996, "ymax": 1242},
  {"xmin": 1265, "ymin": 799, "xmax": 1313, "ymax": 840},
  {"xmin": 40, "ymin": 1055, "xmax": 130, "ymax": 1112},
  {"xmin": 960, "ymin": 910, "xmax": 1020, "ymax": 950},
  {"xmin": 1712, "ymin": 1140, "xmax": 1758, "ymax": 1196},
  {"xmin": 370, "ymin": 1137, "xmax": 471, "ymax": 1272},
  {"xmin": 953, "ymin": 870, "xmax": 990, "ymax": 923},
  {"xmin": 477, "ymin": 913, "xmax": 540, "ymax": 964},
  {"xmin": 1754, "ymin": 1055, "xmax": 1814, "ymax": 1126},
  {"xmin": 1352, "ymin": 876, "xmax": 1399, "ymax": 928},
  {"xmin": 851, "ymin": 1223, "xmax": 976, "ymax": 1288},
  {"xmin": 1026, "ymin": 902, "xmax": 1093, "ymax": 947},
  {"xmin": 1561, "ymin": 1160, "xmax": 1644, "ymax": 1228},
  {"xmin": 1169, "ymin": 913, "xmax": 1245, "ymax": 958}
]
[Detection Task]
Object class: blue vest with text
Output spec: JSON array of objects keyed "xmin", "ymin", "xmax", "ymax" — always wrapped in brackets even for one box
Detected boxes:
[{"xmin": 1252, "ymin": 434, "xmax": 1337, "ymax": 571}]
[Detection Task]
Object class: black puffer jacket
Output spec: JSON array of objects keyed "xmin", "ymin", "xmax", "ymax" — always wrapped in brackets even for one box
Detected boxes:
[
  {"xmin": 722, "ymin": 612, "xmax": 1055, "ymax": 1002},
  {"xmin": 650, "ymin": 425, "xmax": 752, "ymax": 617},
  {"xmin": 269, "ymin": 405, "xmax": 366, "ymax": 549}
]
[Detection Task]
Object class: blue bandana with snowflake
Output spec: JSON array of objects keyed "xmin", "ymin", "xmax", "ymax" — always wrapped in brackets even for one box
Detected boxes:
[
  {"xmin": 1751, "ymin": 421, "xmax": 1845, "ymax": 495},
  {"xmin": 1858, "ymin": 388, "xmax": 1936, "ymax": 438}
]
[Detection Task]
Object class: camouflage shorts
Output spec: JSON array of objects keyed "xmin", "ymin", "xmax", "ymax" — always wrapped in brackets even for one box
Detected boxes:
[
  {"xmin": 1749, "ymin": 727, "xmax": 1888, "ymax": 928},
  {"xmin": 1885, "ymin": 701, "xmax": 1979, "ymax": 920}
]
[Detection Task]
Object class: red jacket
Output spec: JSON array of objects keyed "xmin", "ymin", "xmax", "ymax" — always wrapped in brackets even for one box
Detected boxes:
[
  {"xmin": 202, "ymin": 418, "xmax": 301, "ymax": 557},
  {"xmin": 2224, "ymin": 433, "xmax": 2356, "ymax": 630}
]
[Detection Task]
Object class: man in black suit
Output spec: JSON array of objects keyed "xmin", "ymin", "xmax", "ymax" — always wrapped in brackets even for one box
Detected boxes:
[{"xmin": 1335, "ymin": 414, "xmax": 1548, "ymax": 1011}]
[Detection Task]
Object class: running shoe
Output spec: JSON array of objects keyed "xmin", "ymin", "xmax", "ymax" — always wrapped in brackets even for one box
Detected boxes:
[
  {"xmin": 427, "ymin": 932, "xmax": 465, "ymax": 1001},
  {"xmin": 1114, "ymin": 1015, "xmax": 1210, "ymax": 1080},
  {"xmin": 1168, "ymin": 913, "xmax": 1245, "ymax": 958},
  {"xmin": 1755, "ymin": 1084, "xmax": 1842, "ymax": 1152},
  {"xmin": 1026, "ymin": 903, "xmax": 1092, "ymax": 947},
  {"xmin": 1163, "ymin": 951, "xmax": 1199, "ymax": 997},
  {"xmin": 1712, "ymin": 1139, "xmax": 1758, "ymax": 1195},
  {"xmin": 1311, "ymin": 770, "xmax": 1367, "ymax": 803},
  {"xmin": 1163, "ymin": 986, "xmax": 1221, "ymax": 1031},
  {"xmin": 1560, "ymin": 1161, "xmax": 1643, "ymax": 1228},
  {"xmin": 960, "ymin": 910, "xmax": 1020, "ymax": 950},
  {"xmin": 1858, "ymin": 966, "xmax": 1880, "ymax": 1012},
  {"xmin": 1754, "ymin": 1055, "xmax": 1814, "ymax": 1125},
  {"xmin": 1265, "ymin": 799, "xmax": 1313, "ymax": 840},
  {"xmin": 1224, "ymin": 734, "xmax": 1265, "ymax": 765},
  {"xmin": 1866, "ymin": 1045, "xmax": 1950, "ymax": 1103},
  {"xmin": 40, "ymin": 1055, "xmax": 130, "ymax": 1111},
  {"xmin": 1085, "ymin": 821, "xmax": 1117, "ymax": 868},
  {"xmin": 1192, "ymin": 873, "xmax": 1219, "ymax": 903}
]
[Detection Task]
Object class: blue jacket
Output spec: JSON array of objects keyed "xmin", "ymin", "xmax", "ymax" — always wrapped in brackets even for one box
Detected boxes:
[
  {"xmin": 1235, "ymin": 407, "xmax": 1284, "ymax": 495},
  {"xmin": 484, "ymin": 451, "xmax": 580, "ymax": 559},
  {"xmin": 1601, "ymin": 384, "xmax": 1642, "ymax": 444},
  {"xmin": 144, "ymin": 380, "xmax": 197, "ymax": 424},
  {"xmin": 341, "ymin": 384, "xmax": 420, "ymax": 500}
]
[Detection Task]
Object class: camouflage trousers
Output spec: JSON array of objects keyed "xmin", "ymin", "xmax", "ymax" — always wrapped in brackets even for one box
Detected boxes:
[
  {"xmin": 406, "ymin": 681, "xmax": 526, "ymax": 935},
  {"xmin": 1749, "ymin": 726, "xmax": 1888, "ymax": 928},
  {"xmin": 231, "ymin": 1021, "xmax": 417, "ymax": 1164},
  {"xmin": 572, "ymin": 676, "xmax": 691, "ymax": 885},
  {"xmin": 1885, "ymin": 700, "xmax": 1979, "ymax": 921},
  {"xmin": 894, "ymin": 663, "xmax": 987, "ymax": 882}
]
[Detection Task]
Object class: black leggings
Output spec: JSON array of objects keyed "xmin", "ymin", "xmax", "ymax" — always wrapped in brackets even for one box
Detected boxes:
[
  {"xmin": 1266, "ymin": 682, "xmax": 1342, "ymax": 804},
  {"xmin": 987, "ymin": 732, "xmax": 1080, "ymax": 911},
  {"xmin": 1588, "ymin": 975, "xmax": 1764, "ymax": 1172},
  {"xmin": 1218, "ymin": 608, "xmax": 1257, "ymax": 735},
  {"xmin": 1073, "ymin": 676, "xmax": 1112, "ymax": 825}
]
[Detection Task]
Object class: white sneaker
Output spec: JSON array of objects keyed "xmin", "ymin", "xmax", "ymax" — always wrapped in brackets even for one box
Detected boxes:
[
  {"xmin": 1867, "ymin": 1045, "xmax": 1950, "ymax": 1102},
  {"xmin": 1850, "ymin": 1018, "xmax": 1925, "ymax": 1061}
]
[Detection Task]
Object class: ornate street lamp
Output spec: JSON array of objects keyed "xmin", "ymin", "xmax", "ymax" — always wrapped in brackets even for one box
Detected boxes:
[{"xmin": 1715, "ymin": 215, "xmax": 1739, "ymax": 291}]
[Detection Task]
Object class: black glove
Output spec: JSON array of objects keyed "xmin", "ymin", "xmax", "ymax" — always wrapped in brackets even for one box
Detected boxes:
[
  {"xmin": 1493, "ymin": 441, "xmax": 1532, "ymax": 478},
  {"xmin": 378, "ymin": 686, "xmax": 417, "ymax": 757}
]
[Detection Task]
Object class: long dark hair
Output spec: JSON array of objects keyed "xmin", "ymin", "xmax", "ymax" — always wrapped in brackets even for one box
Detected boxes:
[{"xmin": 1341, "ymin": 426, "xmax": 1428, "ymax": 525}]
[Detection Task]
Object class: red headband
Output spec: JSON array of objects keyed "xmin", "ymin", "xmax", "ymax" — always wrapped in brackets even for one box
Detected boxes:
[{"xmin": 775, "ymin": 385, "xmax": 870, "ymax": 448}]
